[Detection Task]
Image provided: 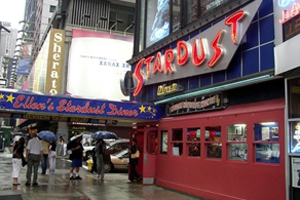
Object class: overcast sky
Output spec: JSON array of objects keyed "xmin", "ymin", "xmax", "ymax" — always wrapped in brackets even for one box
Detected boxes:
[{"xmin": 0, "ymin": 0, "xmax": 26, "ymax": 29}]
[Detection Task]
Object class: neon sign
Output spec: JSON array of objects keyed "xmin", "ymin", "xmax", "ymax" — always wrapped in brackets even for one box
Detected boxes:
[
  {"xmin": 279, "ymin": 2, "xmax": 300, "ymax": 23},
  {"xmin": 133, "ymin": 10, "xmax": 246, "ymax": 96},
  {"xmin": 278, "ymin": 0, "xmax": 297, "ymax": 8}
]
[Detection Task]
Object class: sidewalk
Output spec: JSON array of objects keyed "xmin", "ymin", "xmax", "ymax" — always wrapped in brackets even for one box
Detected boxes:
[{"xmin": 0, "ymin": 150, "xmax": 206, "ymax": 200}]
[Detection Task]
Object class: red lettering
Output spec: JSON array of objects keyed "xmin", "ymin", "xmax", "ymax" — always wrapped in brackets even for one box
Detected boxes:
[
  {"xmin": 152, "ymin": 52, "xmax": 162, "ymax": 74},
  {"xmin": 107, "ymin": 104, "xmax": 138, "ymax": 117},
  {"xmin": 164, "ymin": 49, "xmax": 174, "ymax": 74},
  {"xmin": 192, "ymin": 38, "xmax": 206, "ymax": 66},
  {"xmin": 133, "ymin": 59, "xmax": 145, "ymax": 97},
  {"xmin": 225, "ymin": 10, "xmax": 245, "ymax": 44},
  {"xmin": 208, "ymin": 29, "xmax": 224, "ymax": 67},
  {"xmin": 13, "ymin": 95, "xmax": 46, "ymax": 110},
  {"xmin": 144, "ymin": 56, "xmax": 154, "ymax": 79},
  {"xmin": 177, "ymin": 41, "xmax": 189, "ymax": 66}
]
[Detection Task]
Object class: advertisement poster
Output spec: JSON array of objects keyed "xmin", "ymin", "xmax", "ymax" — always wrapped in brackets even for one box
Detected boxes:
[
  {"xmin": 67, "ymin": 29, "xmax": 133, "ymax": 101},
  {"xmin": 291, "ymin": 157, "xmax": 300, "ymax": 188}
]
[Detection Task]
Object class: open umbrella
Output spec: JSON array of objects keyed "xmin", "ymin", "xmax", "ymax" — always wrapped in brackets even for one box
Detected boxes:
[
  {"xmin": 37, "ymin": 131, "xmax": 56, "ymax": 142},
  {"xmin": 91, "ymin": 131, "xmax": 119, "ymax": 140}
]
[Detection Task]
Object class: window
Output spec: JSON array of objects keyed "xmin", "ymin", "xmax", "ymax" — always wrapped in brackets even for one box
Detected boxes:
[
  {"xmin": 161, "ymin": 130, "xmax": 168, "ymax": 154},
  {"xmin": 147, "ymin": 130, "xmax": 158, "ymax": 154},
  {"xmin": 288, "ymin": 78, "xmax": 300, "ymax": 118},
  {"xmin": 187, "ymin": 0, "xmax": 198, "ymax": 23},
  {"xmin": 172, "ymin": 0, "xmax": 181, "ymax": 32},
  {"xmin": 227, "ymin": 124, "xmax": 247, "ymax": 161},
  {"xmin": 205, "ymin": 126, "xmax": 222, "ymax": 158},
  {"xmin": 49, "ymin": 5, "xmax": 56, "ymax": 13},
  {"xmin": 171, "ymin": 128, "xmax": 183, "ymax": 156},
  {"xmin": 187, "ymin": 128, "xmax": 200, "ymax": 157},
  {"xmin": 146, "ymin": 0, "xmax": 170, "ymax": 47},
  {"xmin": 254, "ymin": 122, "xmax": 280, "ymax": 164}
]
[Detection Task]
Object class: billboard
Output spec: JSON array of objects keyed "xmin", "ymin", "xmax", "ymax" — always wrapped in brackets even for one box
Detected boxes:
[{"xmin": 67, "ymin": 29, "xmax": 133, "ymax": 101}]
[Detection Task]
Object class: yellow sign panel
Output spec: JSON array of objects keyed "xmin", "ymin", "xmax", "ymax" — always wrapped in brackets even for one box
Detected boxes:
[{"xmin": 45, "ymin": 29, "xmax": 65, "ymax": 94}]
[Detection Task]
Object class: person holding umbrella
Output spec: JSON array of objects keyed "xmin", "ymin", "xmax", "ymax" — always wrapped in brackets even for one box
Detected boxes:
[
  {"xmin": 67, "ymin": 133, "xmax": 84, "ymax": 180},
  {"xmin": 95, "ymin": 139, "xmax": 107, "ymax": 181},
  {"xmin": 41, "ymin": 140, "xmax": 50, "ymax": 175}
]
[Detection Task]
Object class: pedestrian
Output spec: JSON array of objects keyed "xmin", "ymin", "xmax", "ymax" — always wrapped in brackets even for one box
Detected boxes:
[
  {"xmin": 41, "ymin": 139, "xmax": 50, "ymax": 175},
  {"xmin": 25, "ymin": 132, "xmax": 43, "ymax": 187},
  {"xmin": 128, "ymin": 138, "xmax": 142, "ymax": 183},
  {"xmin": 12, "ymin": 137, "xmax": 26, "ymax": 186},
  {"xmin": 95, "ymin": 139, "xmax": 107, "ymax": 180},
  {"xmin": 67, "ymin": 134, "xmax": 84, "ymax": 180},
  {"xmin": 90, "ymin": 147, "xmax": 97, "ymax": 174},
  {"xmin": 57, "ymin": 136, "xmax": 63, "ymax": 156},
  {"xmin": 63, "ymin": 140, "xmax": 67, "ymax": 156},
  {"xmin": 49, "ymin": 141, "xmax": 56, "ymax": 174}
]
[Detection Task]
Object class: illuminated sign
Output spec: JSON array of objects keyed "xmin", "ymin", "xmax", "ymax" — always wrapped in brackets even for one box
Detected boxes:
[
  {"xmin": 278, "ymin": 0, "xmax": 297, "ymax": 7},
  {"xmin": 0, "ymin": 91, "xmax": 164, "ymax": 121},
  {"xmin": 45, "ymin": 29, "xmax": 65, "ymax": 94},
  {"xmin": 283, "ymin": 13, "xmax": 300, "ymax": 41},
  {"xmin": 132, "ymin": 1, "xmax": 262, "ymax": 96},
  {"xmin": 279, "ymin": 2, "xmax": 300, "ymax": 24},
  {"xmin": 167, "ymin": 94, "xmax": 222, "ymax": 116},
  {"xmin": 157, "ymin": 83, "xmax": 183, "ymax": 96}
]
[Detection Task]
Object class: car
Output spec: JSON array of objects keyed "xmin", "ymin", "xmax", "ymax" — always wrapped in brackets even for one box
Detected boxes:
[
  {"xmin": 83, "ymin": 138, "xmax": 130, "ymax": 161},
  {"xmin": 104, "ymin": 149, "xmax": 129, "ymax": 173}
]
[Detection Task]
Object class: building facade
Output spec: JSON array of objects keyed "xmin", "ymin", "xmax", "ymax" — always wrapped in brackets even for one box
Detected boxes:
[{"xmin": 126, "ymin": 0, "xmax": 290, "ymax": 199}]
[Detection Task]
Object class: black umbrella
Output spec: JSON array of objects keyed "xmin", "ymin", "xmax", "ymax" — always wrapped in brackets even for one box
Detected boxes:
[{"xmin": 91, "ymin": 131, "xmax": 119, "ymax": 140}]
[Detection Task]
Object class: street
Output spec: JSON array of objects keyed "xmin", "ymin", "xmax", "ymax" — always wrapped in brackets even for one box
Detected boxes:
[{"xmin": 0, "ymin": 148, "xmax": 204, "ymax": 200}]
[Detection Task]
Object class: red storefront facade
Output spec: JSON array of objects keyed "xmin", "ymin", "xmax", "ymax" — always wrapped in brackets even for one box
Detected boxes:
[{"xmin": 127, "ymin": 0, "xmax": 286, "ymax": 199}]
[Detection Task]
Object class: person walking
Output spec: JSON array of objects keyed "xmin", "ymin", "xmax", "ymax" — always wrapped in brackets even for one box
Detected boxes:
[
  {"xmin": 41, "ymin": 140, "xmax": 50, "ymax": 175},
  {"xmin": 95, "ymin": 139, "xmax": 107, "ymax": 180},
  {"xmin": 128, "ymin": 138, "xmax": 141, "ymax": 183},
  {"xmin": 12, "ymin": 137, "xmax": 26, "ymax": 186},
  {"xmin": 25, "ymin": 132, "xmax": 43, "ymax": 187},
  {"xmin": 48, "ymin": 141, "xmax": 56, "ymax": 174},
  {"xmin": 67, "ymin": 134, "xmax": 83, "ymax": 180},
  {"xmin": 57, "ymin": 136, "xmax": 63, "ymax": 156}
]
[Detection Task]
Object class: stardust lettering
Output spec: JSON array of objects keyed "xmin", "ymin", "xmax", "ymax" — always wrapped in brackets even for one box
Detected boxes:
[
  {"xmin": 133, "ymin": 10, "xmax": 245, "ymax": 96},
  {"xmin": 56, "ymin": 100, "xmax": 105, "ymax": 114}
]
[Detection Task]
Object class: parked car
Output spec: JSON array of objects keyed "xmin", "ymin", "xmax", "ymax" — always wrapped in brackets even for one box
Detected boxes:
[
  {"xmin": 104, "ymin": 149, "xmax": 129, "ymax": 173},
  {"xmin": 83, "ymin": 138, "xmax": 130, "ymax": 161}
]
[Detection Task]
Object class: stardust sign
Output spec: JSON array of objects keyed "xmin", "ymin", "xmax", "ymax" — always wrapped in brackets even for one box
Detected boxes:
[
  {"xmin": 0, "ymin": 90, "xmax": 164, "ymax": 121},
  {"xmin": 132, "ymin": 0, "xmax": 262, "ymax": 96}
]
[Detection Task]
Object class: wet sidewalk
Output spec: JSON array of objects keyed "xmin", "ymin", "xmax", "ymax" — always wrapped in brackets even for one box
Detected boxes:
[{"xmin": 0, "ymin": 150, "xmax": 206, "ymax": 200}]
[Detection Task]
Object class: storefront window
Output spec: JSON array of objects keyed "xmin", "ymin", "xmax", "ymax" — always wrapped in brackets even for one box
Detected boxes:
[
  {"xmin": 290, "ymin": 121, "xmax": 300, "ymax": 153},
  {"xmin": 288, "ymin": 78, "xmax": 300, "ymax": 118},
  {"xmin": 161, "ymin": 130, "xmax": 168, "ymax": 154},
  {"xmin": 254, "ymin": 122, "xmax": 280, "ymax": 164},
  {"xmin": 205, "ymin": 126, "xmax": 222, "ymax": 158},
  {"xmin": 147, "ymin": 131, "xmax": 158, "ymax": 155},
  {"xmin": 227, "ymin": 124, "xmax": 247, "ymax": 161},
  {"xmin": 187, "ymin": 0, "xmax": 198, "ymax": 23},
  {"xmin": 172, "ymin": 0, "xmax": 181, "ymax": 32},
  {"xmin": 187, "ymin": 128, "xmax": 200, "ymax": 157},
  {"xmin": 146, "ymin": 0, "xmax": 170, "ymax": 47},
  {"xmin": 172, "ymin": 128, "xmax": 183, "ymax": 156}
]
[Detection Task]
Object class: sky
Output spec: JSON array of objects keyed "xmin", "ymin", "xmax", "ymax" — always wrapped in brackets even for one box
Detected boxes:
[{"xmin": 0, "ymin": 0, "xmax": 26, "ymax": 29}]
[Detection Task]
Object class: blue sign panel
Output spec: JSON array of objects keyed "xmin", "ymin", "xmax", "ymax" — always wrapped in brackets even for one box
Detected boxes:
[{"xmin": 0, "ymin": 90, "xmax": 165, "ymax": 121}]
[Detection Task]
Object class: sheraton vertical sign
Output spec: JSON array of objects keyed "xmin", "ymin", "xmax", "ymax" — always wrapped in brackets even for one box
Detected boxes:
[{"xmin": 45, "ymin": 29, "xmax": 65, "ymax": 94}]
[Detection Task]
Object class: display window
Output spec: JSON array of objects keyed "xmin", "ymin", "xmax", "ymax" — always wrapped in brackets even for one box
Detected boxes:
[
  {"xmin": 161, "ymin": 130, "xmax": 168, "ymax": 154},
  {"xmin": 254, "ymin": 122, "xmax": 280, "ymax": 164},
  {"xmin": 288, "ymin": 78, "xmax": 300, "ymax": 118},
  {"xmin": 172, "ymin": 128, "xmax": 183, "ymax": 156},
  {"xmin": 146, "ymin": 0, "xmax": 170, "ymax": 47},
  {"xmin": 187, "ymin": 128, "xmax": 201, "ymax": 157},
  {"xmin": 205, "ymin": 126, "xmax": 222, "ymax": 159},
  {"xmin": 227, "ymin": 124, "xmax": 247, "ymax": 161}
]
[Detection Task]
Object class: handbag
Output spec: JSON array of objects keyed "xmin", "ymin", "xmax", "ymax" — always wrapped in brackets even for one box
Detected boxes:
[
  {"xmin": 22, "ymin": 157, "xmax": 27, "ymax": 167},
  {"xmin": 131, "ymin": 149, "xmax": 140, "ymax": 159}
]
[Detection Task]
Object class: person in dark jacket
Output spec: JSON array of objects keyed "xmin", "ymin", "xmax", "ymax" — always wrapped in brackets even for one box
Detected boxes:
[
  {"xmin": 12, "ymin": 137, "xmax": 26, "ymax": 186},
  {"xmin": 67, "ymin": 134, "xmax": 83, "ymax": 180},
  {"xmin": 128, "ymin": 138, "xmax": 141, "ymax": 183}
]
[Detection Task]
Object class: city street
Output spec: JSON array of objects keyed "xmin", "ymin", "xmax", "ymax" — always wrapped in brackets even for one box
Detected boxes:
[{"xmin": 0, "ymin": 148, "xmax": 205, "ymax": 200}]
